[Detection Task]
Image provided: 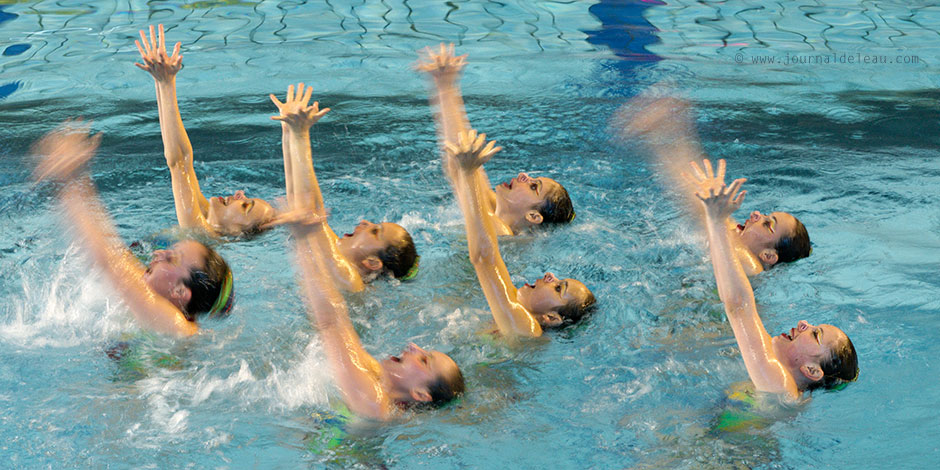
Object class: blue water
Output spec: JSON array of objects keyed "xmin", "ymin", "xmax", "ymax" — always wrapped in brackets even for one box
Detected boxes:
[{"xmin": 1, "ymin": 1, "xmax": 939, "ymax": 468}]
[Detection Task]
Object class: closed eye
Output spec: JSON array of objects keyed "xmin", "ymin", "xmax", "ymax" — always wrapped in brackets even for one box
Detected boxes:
[{"xmin": 813, "ymin": 329, "xmax": 819, "ymax": 343}]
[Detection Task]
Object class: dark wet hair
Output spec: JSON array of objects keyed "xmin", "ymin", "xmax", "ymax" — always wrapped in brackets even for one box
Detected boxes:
[
  {"xmin": 426, "ymin": 364, "xmax": 466, "ymax": 407},
  {"xmin": 807, "ymin": 334, "xmax": 859, "ymax": 391},
  {"xmin": 774, "ymin": 216, "xmax": 811, "ymax": 264},
  {"xmin": 554, "ymin": 288, "xmax": 597, "ymax": 327},
  {"xmin": 537, "ymin": 181, "xmax": 575, "ymax": 225},
  {"xmin": 377, "ymin": 228, "xmax": 418, "ymax": 279},
  {"xmin": 182, "ymin": 243, "xmax": 232, "ymax": 320}
]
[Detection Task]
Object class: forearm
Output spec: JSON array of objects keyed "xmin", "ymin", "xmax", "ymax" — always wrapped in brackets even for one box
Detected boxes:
[
  {"xmin": 704, "ymin": 217, "xmax": 754, "ymax": 309},
  {"xmin": 431, "ymin": 78, "xmax": 469, "ymax": 145},
  {"xmin": 281, "ymin": 123, "xmax": 294, "ymax": 205},
  {"xmin": 154, "ymin": 79, "xmax": 196, "ymax": 169},
  {"xmin": 60, "ymin": 183, "xmax": 197, "ymax": 337},
  {"xmin": 286, "ymin": 126, "xmax": 325, "ymax": 213}
]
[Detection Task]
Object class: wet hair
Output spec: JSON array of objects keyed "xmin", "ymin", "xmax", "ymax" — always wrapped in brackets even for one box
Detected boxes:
[
  {"xmin": 554, "ymin": 289, "xmax": 598, "ymax": 327},
  {"xmin": 377, "ymin": 228, "xmax": 418, "ymax": 279},
  {"xmin": 774, "ymin": 217, "xmax": 811, "ymax": 264},
  {"xmin": 182, "ymin": 243, "xmax": 232, "ymax": 320},
  {"xmin": 240, "ymin": 220, "xmax": 272, "ymax": 238},
  {"xmin": 536, "ymin": 181, "xmax": 575, "ymax": 225},
  {"xmin": 806, "ymin": 334, "xmax": 859, "ymax": 391},
  {"xmin": 426, "ymin": 364, "xmax": 466, "ymax": 407}
]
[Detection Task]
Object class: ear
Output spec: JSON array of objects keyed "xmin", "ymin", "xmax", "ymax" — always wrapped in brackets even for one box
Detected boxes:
[
  {"xmin": 361, "ymin": 256, "xmax": 383, "ymax": 273},
  {"xmin": 759, "ymin": 249, "xmax": 779, "ymax": 267},
  {"xmin": 799, "ymin": 363, "xmax": 824, "ymax": 383},
  {"xmin": 538, "ymin": 312, "xmax": 564, "ymax": 328},
  {"xmin": 524, "ymin": 210, "xmax": 544, "ymax": 226},
  {"xmin": 410, "ymin": 388, "xmax": 432, "ymax": 403},
  {"xmin": 171, "ymin": 283, "xmax": 192, "ymax": 311}
]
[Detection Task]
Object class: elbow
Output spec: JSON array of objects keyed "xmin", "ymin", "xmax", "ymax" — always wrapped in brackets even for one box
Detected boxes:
[{"xmin": 467, "ymin": 246, "xmax": 496, "ymax": 267}]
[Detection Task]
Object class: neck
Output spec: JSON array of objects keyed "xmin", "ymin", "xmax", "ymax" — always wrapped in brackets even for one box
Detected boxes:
[
  {"xmin": 493, "ymin": 201, "xmax": 524, "ymax": 235},
  {"xmin": 378, "ymin": 367, "xmax": 414, "ymax": 404},
  {"xmin": 772, "ymin": 339, "xmax": 804, "ymax": 387}
]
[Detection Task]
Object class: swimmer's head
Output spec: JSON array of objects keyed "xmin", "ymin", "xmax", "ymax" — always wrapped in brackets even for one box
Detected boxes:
[
  {"xmin": 772, "ymin": 320, "xmax": 859, "ymax": 392},
  {"xmin": 494, "ymin": 173, "xmax": 574, "ymax": 230},
  {"xmin": 336, "ymin": 220, "xmax": 418, "ymax": 281},
  {"xmin": 382, "ymin": 343, "xmax": 465, "ymax": 406},
  {"xmin": 206, "ymin": 190, "xmax": 277, "ymax": 237},
  {"xmin": 143, "ymin": 240, "xmax": 234, "ymax": 320},
  {"xmin": 738, "ymin": 211, "xmax": 810, "ymax": 269},
  {"xmin": 517, "ymin": 272, "xmax": 596, "ymax": 328}
]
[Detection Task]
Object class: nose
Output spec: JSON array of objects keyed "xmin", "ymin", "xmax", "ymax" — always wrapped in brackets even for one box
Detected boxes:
[
  {"xmin": 543, "ymin": 272, "xmax": 556, "ymax": 282},
  {"xmin": 749, "ymin": 210, "xmax": 761, "ymax": 222},
  {"xmin": 407, "ymin": 343, "xmax": 426, "ymax": 354},
  {"xmin": 798, "ymin": 320, "xmax": 810, "ymax": 331},
  {"xmin": 518, "ymin": 172, "xmax": 529, "ymax": 182},
  {"xmin": 233, "ymin": 190, "xmax": 246, "ymax": 200}
]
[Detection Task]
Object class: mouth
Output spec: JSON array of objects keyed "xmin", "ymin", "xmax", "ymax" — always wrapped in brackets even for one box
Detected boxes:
[
  {"xmin": 781, "ymin": 328, "xmax": 796, "ymax": 341},
  {"xmin": 217, "ymin": 196, "xmax": 230, "ymax": 206},
  {"xmin": 343, "ymin": 233, "xmax": 353, "ymax": 238},
  {"xmin": 524, "ymin": 282, "xmax": 535, "ymax": 288},
  {"xmin": 389, "ymin": 355, "xmax": 401, "ymax": 363}
]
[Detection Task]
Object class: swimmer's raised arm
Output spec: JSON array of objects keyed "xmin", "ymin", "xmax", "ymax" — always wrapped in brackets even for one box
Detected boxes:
[
  {"xmin": 626, "ymin": 97, "xmax": 713, "ymax": 217},
  {"xmin": 418, "ymin": 45, "xmax": 498, "ymax": 210},
  {"xmin": 34, "ymin": 123, "xmax": 198, "ymax": 337},
  {"xmin": 447, "ymin": 130, "xmax": 542, "ymax": 337},
  {"xmin": 135, "ymin": 24, "xmax": 212, "ymax": 233},
  {"xmin": 271, "ymin": 84, "xmax": 363, "ymax": 292},
  {"xmin": 691, "ymin": 159, "xmax": 799, "ymax": 399},
  {"xmin": 288, "ymin": 213, "xmax": 393, "ymax": 420},
  {"xmin": 627, "ymin": 97, "xmax": 764, "ymax": 275},
  {"xmin": 270, "ymin": 83, "xmax": 330, "ymax": 212}
]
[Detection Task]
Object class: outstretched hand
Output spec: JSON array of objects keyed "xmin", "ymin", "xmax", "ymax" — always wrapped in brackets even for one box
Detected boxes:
[
  {"xmin": 685, "ymin": 159, "xmax": 746, "ymax": 221},
  {"xmin": 444, "ymin": 129, "xmax": 501, "ymax": 171},
  {"xmin": 415, "ymin": 43, "xmax": 466, "ymax": 82},
  {"xmin": 33, "ymin": 120, "xmax": 101, "ymax": 184},
  {"xmin": 134, "ymin": 24, "xmax": 182, "ymax": 82},
  {"xmin": 270, "ymin": 82, "xmax": 330, "ymax": 131}
]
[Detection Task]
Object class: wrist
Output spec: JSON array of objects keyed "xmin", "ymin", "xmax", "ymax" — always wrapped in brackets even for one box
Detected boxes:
[{"xmin": 154, "ymin": 76, "xmax": 177, "ymax": 88}]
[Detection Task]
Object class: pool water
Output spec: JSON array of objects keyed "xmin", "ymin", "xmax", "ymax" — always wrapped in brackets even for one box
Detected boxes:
[{"xmin": 1, "ymin": 1, "xmax": 939, "ymax": 468}]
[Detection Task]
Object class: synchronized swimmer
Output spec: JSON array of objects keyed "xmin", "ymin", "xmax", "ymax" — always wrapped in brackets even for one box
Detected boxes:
[
  {"xmin": 29, "ymin": 25, "xmax": 858, "ymax": 424},
  {"xmin": 627, "ymin": 96, "xmax": 811, "ymax": 275},
  {"xmin": 136, "ymin": 25, "xmax": 418, "ymax": 288}
]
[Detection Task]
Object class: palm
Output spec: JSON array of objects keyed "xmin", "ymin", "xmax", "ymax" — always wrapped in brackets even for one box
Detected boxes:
[
  {"xmin": 270, "ymin": 82, "xmax": 330, "ymax": 130},
  {"xmin": 416, "ymin": 43, "xmax": 466, "ymax": 80},
  {"xmin": 445, "ymin": 129, "xmax": 501, "ymax": 171},
  {"xmin": 134, "ymin": 24, "xmax": 182, "ymax": 82}
]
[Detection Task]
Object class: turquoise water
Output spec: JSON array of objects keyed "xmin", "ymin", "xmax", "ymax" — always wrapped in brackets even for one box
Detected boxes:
[{"xmin": 1, "ymin": 1, "xmax": 939, "ymax": 468}]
